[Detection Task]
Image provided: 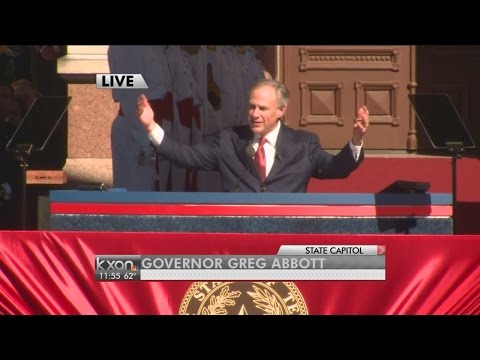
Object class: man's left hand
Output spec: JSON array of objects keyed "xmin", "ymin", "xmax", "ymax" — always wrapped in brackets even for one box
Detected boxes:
[{"xmin": 352, "ymin": 105, "xmax": 369, "ymax": 146}]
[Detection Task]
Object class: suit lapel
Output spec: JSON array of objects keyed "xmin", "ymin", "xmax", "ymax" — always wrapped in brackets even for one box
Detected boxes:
[{"xmin": 266, "ymin": 123, "xmax": 294, "ymax": 181}]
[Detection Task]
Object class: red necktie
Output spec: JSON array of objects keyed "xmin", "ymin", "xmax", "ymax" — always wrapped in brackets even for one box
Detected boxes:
[{"xmin": 254, "ymin": 137, "xmax": 267, "ymax": 182}]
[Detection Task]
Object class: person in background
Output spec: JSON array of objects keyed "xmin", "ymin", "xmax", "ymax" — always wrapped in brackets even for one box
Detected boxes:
[
  {"xmin": 0, "ymin": 81, "xmax": 21, "ymax": 229},
  {"xmin": 166, "ymin": 46, "xmax": 202, "ymax": 191},
  {"xmin": 0, "ymin": 46, "xmax": 16, "ymax": 83},
  {"xmin": 108, "ymin": 45, "xmax": 174, "ymax": 191},
  {"xmin": 7, "ymin": 46, "xmax": 63, "ymax": 84},
  {"xmin": 11, "ymin": 79, "xmax": 41, "ymax": 115}
]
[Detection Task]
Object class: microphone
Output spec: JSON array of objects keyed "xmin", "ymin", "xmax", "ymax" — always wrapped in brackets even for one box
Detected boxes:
[
  {"xmin": 233, "ymin": 145, "xmax": 256, "ymax": 192},
  {"xmin": 77, "ymin": 183, "xmax": 108, "ymax": 191},
  {"xmin": 245, "ymin": 145, "xmax": 256, "ymax": 159}
]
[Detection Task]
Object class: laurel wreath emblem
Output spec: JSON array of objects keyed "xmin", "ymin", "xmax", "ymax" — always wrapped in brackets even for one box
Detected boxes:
[
  {"xmin": 201, "ymin": 286, "xmax": 241, "ymax": 315},
  {"xmin": 247, "ymin": 285, "xmax": 283, "ymax": 315}
]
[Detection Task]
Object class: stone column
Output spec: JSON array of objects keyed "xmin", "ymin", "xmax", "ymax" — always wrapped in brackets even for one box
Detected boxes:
[{"xmin": 57, "ymin": 45, "xmax": 115, "ymax": 187}]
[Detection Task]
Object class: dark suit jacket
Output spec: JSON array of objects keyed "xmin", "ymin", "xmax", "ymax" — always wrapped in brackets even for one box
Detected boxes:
[{"xmin": 157, "ymin": 122, "xmax": 364, "ymax": 192}]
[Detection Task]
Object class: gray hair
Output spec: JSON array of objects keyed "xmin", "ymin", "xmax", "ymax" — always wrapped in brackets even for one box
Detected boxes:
[{"xmin": 249, "ymin": 79, "xmax": 289, "ymax": 108}]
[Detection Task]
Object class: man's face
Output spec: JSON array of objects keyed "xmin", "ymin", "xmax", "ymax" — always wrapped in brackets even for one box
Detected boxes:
[
  {"xmin": 248, "ymin": 85, "xmax": 286, "ymax": 137},
  {"xmin": 12, "ymin": 82, "xmax": 38, "ymax": 108}
]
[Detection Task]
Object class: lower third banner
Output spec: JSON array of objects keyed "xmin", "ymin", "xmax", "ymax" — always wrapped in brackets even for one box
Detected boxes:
[{"xmin": 0, "ymin": 231, "xmax": 478, "ymax": 314}]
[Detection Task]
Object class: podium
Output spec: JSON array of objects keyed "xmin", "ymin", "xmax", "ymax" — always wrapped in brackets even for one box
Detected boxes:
[{"xmin": 49, "ymin": 191, "xmax": 453, "ymax": 234}]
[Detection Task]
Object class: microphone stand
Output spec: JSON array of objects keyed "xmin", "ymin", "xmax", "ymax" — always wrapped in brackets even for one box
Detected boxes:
[
  {"xmin": 233, "ymin": 166, "xmax": 250, "ymax": 192},
  {"xmin": 446, "ymin": 141, "xmax": 464, "ymax": 235},
  {"xmin": 14, "ymin": 144, "xmax": 33, "ymax": 230}
]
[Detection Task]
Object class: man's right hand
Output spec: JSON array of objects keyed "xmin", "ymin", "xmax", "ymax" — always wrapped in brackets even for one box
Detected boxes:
[{"xmin": 137, "ymin": 95, "xmax": 157, "ymax": 133}]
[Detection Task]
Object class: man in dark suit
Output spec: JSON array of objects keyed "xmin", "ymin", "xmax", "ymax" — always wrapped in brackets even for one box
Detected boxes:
[{"xmin": 136, "ymin": 79, "xmax": 369, "ymax": 192}]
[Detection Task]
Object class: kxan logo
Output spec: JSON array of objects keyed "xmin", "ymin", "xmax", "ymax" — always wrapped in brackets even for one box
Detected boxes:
[
  {"xmin": 95, "ymin": 255, "xmax": 141, "ymax": 271},
  {"xmin": 96, "ymin": 74, "xmax": 148, "ymax": 89}
]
